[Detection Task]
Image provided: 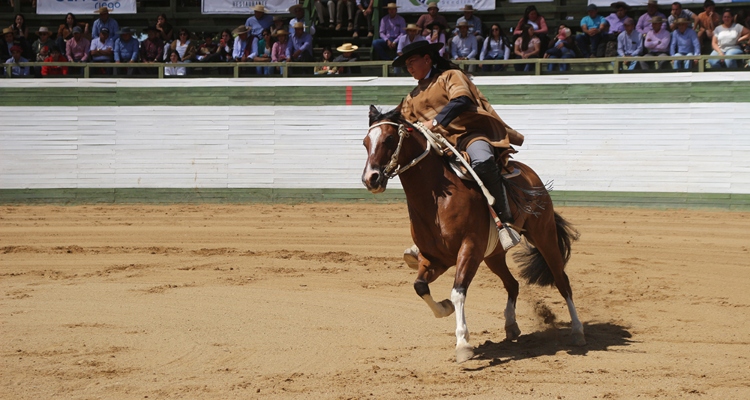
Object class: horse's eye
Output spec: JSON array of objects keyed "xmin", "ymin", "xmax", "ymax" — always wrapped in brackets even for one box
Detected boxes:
[{"xmin": 384, "ymin": 135, "xmax": 397, "ymax": 147}]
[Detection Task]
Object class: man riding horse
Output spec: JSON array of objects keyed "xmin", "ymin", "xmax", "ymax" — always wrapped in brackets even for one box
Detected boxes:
[{"xmin": 393, "ymin": 40, "xmax": 524, "ymax": 251}]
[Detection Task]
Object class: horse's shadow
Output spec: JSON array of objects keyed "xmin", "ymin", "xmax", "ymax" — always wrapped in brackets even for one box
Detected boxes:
[{"xmin": 466, "ymin": 322, "xmax": 634, "ymax": 370}]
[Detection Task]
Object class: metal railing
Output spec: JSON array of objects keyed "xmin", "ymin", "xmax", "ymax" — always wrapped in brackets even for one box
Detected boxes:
[{"xmin": 3, "ymin": 54, "xmax": 749, "ymax": 78}]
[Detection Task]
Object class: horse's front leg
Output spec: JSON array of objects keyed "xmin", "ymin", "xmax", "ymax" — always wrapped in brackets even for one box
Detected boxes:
[
  {"xmin": 452, "ymin": 243, "xmax": 483, "ymax": 363},
  {"xmin": 413, "ymin": 254, "xmax": 454, "ymax": 318}
]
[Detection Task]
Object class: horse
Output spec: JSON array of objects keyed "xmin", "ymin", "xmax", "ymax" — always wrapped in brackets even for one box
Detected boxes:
[{"xmin": 361, "ymin": 105, "xmax": 585, "ymax": 363}]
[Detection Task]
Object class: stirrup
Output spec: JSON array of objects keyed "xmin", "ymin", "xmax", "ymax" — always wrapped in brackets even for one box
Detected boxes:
[
  {"xmin": 403, "ymin": 245, "xmax": 419, "ymax": 270},
  {"xmin": 498, "ymin": 224, "xmax": 521, "ymax": 251}
]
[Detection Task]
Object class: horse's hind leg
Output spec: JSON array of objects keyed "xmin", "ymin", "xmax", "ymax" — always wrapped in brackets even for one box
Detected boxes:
[{"xmin": 484, "ymin": 253, "xmax": 521, "ymax": 341}]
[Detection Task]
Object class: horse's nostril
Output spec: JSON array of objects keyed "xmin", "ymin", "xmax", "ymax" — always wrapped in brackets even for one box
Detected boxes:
[{"xmin": 369, "ymin": 172, "xmax": 381, "ymax": 187}]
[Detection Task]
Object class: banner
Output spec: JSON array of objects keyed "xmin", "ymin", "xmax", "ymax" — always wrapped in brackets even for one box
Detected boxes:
[
  {"xmin": 588, "ymin": 0, "xmax": 730, "ymax": 6},
  {"xmin": 396, "ymin": 0, "xmax": 495, "ymax": 14},
  {"xmin": 36, "ymin": 0, "xmax": 137, "ymax": 15},
  {"xmin": 508, "ymin": 0, "xmax": 553, "ymax": 3},
  {"xmin": 202, "ymin": 0, "xmax": 298, "ymax": 14}
]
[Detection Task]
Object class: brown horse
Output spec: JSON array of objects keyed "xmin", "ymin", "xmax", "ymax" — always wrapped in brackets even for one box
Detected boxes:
[{"xmin": 362, "ymin": 105, "xmax": 585, "ymax": 363}]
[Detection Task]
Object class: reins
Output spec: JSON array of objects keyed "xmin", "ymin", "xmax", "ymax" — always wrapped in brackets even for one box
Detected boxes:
[{"xmin": 368, "ymin": 120, "xmax": 436, "ymax": 178}]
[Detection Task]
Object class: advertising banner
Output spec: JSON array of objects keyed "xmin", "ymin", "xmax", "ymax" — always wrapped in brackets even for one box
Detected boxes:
[
  {"xmin": 395, "ymin": 0, "xmax": 495, "ymax": 14},
  {"xmin": 36, "ymin": 0, "xmax": 137, "ymax": 15},
  {"xmin": 202, "ymin": 0, "xmax": 299, "ymax": 14},
  {"xmin": 588, "ymin": 0, "xmax": 730, "ymax": 6}
]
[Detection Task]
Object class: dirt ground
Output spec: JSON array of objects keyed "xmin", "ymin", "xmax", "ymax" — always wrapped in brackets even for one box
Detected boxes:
[{"xmin": 1, "ymin": 203, "xmax": 749, "ymax": 399}]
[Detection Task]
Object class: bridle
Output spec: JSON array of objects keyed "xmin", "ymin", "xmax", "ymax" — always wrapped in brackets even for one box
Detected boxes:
[{"xmin": 368, "ymin": 120, "xmax": 433, "ymax": 178}]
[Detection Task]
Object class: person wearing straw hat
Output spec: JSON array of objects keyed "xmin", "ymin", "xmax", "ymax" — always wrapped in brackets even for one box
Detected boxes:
[
  {"xmin": 640, "ymin": 16, "xmax": 671, "ymax": 69},
  {"xmin": 393, "ymin": 40, "xmax": 525, "ymax": 249},
  {"xmin": 245, "ymin": 4, "xmax": 273, "ymax": 39},
  {"xmin": 372, "ymin": 2, "xmax": 406, "ymax": 60},
  {"xmin": 286, "ymin": 21, "xmax": 313, "ymax": 62},
  {"xmin": 668, "ymin": 2, "xmax": 697, "ymax": 31},
  {"xmin": 290, "ymin": 4, "xmax": 316, "ymax": 36},
  {"xmin": 416, "ymin": 2, "xmax": 448, "ymax": 34},
  {"xmin": 454, "ymin": 4, "xmax": 483, "ymax": 47},
  {"xmin": 231, "ymin": 25, "xmax": 252, "ymax": 62},
  {"xmin": 271, "ymin": 29, "xmax": 289, "ymax": 74},
  {"xmin": 333, "ymin": 42, "xmax": 360, "ymax": 74},
  {"xmin": 32, "ymin": 27, "xmax": 57, "ymax": 62},
  {"xmin": 92, "ymin": 6, "xmax": 119, "ymax": 39},
  {"xmin": 669, "ymin": 17, "xmax": 700, "ymax": 69},
  {"xmin": 451, "ymin": 20, "xmax": 478, "ymax": 72},
  {"xmin": 637, "ymin": 0, "xmax": 667, "ymax": 34},
  {"xmin": 396, "ymin": 24, "xmax": 426, "ymax": 56}
]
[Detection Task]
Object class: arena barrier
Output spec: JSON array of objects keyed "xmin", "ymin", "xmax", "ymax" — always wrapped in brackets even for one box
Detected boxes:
[{"xmin": 1, "ymin": 72, "xmax": 749, "ymax": 208}]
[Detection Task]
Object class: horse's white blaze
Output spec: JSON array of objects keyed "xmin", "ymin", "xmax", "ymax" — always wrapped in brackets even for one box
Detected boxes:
[
  {"xmin": 504, "ymin": 298, "xmax": 516, "ymax": 327},
  {"xmin": 421, "ymin": 294, "xmax": 453, "ymax": 318},
  {"xmin": 451, "ymin": 288, "xmax": 470, "ymax": 345},
  {"xmin": 366, "ymin": 126, "xmax": 383, "ymax": 157}
]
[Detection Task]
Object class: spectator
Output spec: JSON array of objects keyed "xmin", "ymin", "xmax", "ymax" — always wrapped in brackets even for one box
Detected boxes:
[
  {"xmin": 455, "ymin": 5, "xmax": 484, "ymax": 47},
  {"xmin": 544, "ymin": 25, "xmax": 575, "ymax": 71},
  {"xmin": 670, "ymin": 18, "xmax": 700, "ymax": 69},
  {"xmin": 141, "ymin": 26, "xmax": 164, "ymax": 63},
  {"xmin": 397, "ymin": 24, "xmax": 426, "ymax": 56},
  {"xmin": 336, "ymin": 0, "xmax": 355, "ymax": 32},
  {"xmin": 271, "ymin": 16, "xmax": 287, "ymax": 37},
  {"xmin": 155, "ymin": 14, "xmax": 174, "ymax": 43},
  {"xmin": 196, "ymin": 31, "xmax": 216, "ymax": 61},
  {"xmin": 246, "ymin": 4, "xmax": 273, "ymax": 39},
  {"xmin": 42, "ymin": 47, "xmax": 68, "ymax": 76},
  {"xmin": 314, "ymin": 0, "xmax": 336, "ymax": 30},
  {"xmin": 314, "ymin": 46, "xmax": 336, "ymax": 74},
  {"xmin": 576, "ymin": 4, "xmax": 608, "ymax": 58},
  {"xmin": 5, "ymin": 45, "xmax": 29, "ymax": 77},
  {"xmin": 452, "ymin": 21, "xmax": 478, "ymax": 72},
  {"xmin": 253, "ymin": 28, "xmax": 272, "ymax": 75},
  {"xmin": 92, "ymin": 7, "xmax": 119, "ymax": 39},
  {"xmin": 480, "ymin": 23, "xmax": 511, "ymax": 72},
  {"xmin": 170, "ymin": 28, "xmax": 197, "ymax": 62},
  {"xmin": 617, "ymin": 17, "xmax": 643, "ymax": 70},
  {"xmin": 514, "ymin": 23, "xmax": 541, "ymax": 71},
  {"xmin": 287, "ymin": 21, "xmax": 314, "ymax": 62},
  {"xmin": 114, "ymin": 27, "xmax": 139, "ymax": 75},
  {"xmin": 513, "ymin": 6, "xmax": 548, "ymax": 49},
  {"xmin": 372, "ymin": 3, "xmax": 405, "ymax": 61},
  {"xmin": 32, "ymin": 27, "xmax": 57, "ymax": 61},
  {"xmin": 90, "ymin": 27, "xmax": 114, "ymax": 75},
  {"xmin": 668, "ymin": 2, "xmax": 698, "ymax": 31},
  {"xmin": 696, "ymin": 0, "xmax": 720, "ymax": 54},
  {"xmin": 333, "ymin": 43, "xmax": 360, "ymax": 74},
  {"xmin": 416, "ymin": 2, "xmax": 448, "ymax": 36},
  {"xmin": 201, "ymin": 29, "xmax": 234, "ymax": 75},
  {"xmin": 641, "ymin": 16, "xmax": 671, "ymax": 69},
  {"xmin": 290, "ymin": 4, "xmax": 316, "ymax": 36},
  {"xmin": 271, "ymin": 29, "xmax": 289, "ymax": 74},
  {"xmin": 709, "ymin": 9, "xmax": 750, "ymax": 69},
  {"xmin": 164, "ymin": 50, "xmax": 186, "ymax": 76},
  {"xmin": 9, "ymin": 14, "xmax": 28, "ymax": 39},
  {"xmin": 425, "ymin": 21, "xmax": 447, "ymax": 58},
  {"xmin": 353, "ymin": 0, "xmax": 374, "ymax": 38},
  {"xmin": 57, "ymin": 13, "xmax": 89, "ymax": 57},
  {"xmin": 1, "ymin": 28, "xmax": 16, "ymax": 61},
  {"xmin": 605, "ymin": 2, "xmax": 631, "ymax": 39},
  {"xmin": 232, "ymin": 25, "xmax": 252, "ymax": 62},
  {"xmin": 66, "ymin": 26, "xmax": 90, "ymax": 63},
  {"xmin": 637, "ymin": 0, "xmax": 667, "ymax": 34}
]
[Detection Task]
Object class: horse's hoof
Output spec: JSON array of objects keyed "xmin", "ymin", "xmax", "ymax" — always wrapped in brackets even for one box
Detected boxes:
[
  {"xmin": 505, "ymin": 322, "xmax": 521, "ymax": 341},
  {"xmin": 438, "ymin": 299, "xmax": 455, "ymax": 317},
  {"xmin": 403, "ymin": 245, "xmax": 419, "ymax": 270},
  {"xmin": 455, "ymin": 344, "xmax": 474, "ymax": 363},
  {"xmin": 571, "ymin": 331, "xmax": 586, "ymax": 346}
]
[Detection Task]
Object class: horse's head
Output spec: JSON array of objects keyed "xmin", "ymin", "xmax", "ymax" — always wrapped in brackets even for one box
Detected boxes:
[{"xmin": 362, "ymin": 104, "xmax": 404, "ymax": 193}]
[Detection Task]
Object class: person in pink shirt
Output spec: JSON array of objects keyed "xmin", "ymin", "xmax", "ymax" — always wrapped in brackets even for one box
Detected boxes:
[
  {"xmin": 640, "ymin": 16, "xmax": 671, "ymax": 69},
  {"xmin": 271, "ymin": 29, "xmax": 289, "ymax": 75},
  {"xmin": 65, "ymin": 26, "xmax": 90, "ymax": 62}
]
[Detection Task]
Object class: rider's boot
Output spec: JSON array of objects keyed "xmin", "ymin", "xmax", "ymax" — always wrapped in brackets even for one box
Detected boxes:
[{"xmin": 472, "ymin": 159, "xmax": 521, "ymax": 251}]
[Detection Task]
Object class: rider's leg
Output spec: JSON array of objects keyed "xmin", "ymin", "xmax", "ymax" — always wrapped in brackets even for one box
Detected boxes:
[{"xmin": 466, "ymin": 140, "xmax": 521, "ymax": 250}]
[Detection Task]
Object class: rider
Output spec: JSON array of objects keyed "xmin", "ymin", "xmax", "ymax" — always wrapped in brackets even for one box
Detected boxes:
[{"xmin": 393, "ymin": 40, "xmax": 525, "ymax": 255}]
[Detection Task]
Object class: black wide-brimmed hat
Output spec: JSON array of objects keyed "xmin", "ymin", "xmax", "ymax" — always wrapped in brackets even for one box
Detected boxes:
[{"xmin": 392, "ymin": 41, "xmax": 444, "ymax": 68}]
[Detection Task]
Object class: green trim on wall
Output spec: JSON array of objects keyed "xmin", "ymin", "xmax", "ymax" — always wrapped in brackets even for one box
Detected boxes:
[
  {"xmin": 1, "ymin": 188, "xmax": 748, "ymax": 210},
  {"xmin": 1, "ymin": 81, "xmax": 749, "ymax": 107}
]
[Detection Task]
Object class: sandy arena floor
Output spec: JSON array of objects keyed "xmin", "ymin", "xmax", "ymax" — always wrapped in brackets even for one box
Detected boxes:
[{"xmin": 1, "ymin": 203, "xmax": 749, "ymax": 399}]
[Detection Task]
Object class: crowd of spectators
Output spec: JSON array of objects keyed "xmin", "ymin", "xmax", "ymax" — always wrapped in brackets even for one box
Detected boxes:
[{"xmin": 3, "ymin": 0, "xmax": 750, "ymax": 77}]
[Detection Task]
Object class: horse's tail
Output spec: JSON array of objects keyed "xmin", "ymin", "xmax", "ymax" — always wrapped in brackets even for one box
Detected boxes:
[{"xmin": 515, "ymin": 211, "xmax": 579, "ymax": 287}]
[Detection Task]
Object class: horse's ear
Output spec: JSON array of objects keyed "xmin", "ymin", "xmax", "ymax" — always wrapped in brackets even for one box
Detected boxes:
[
  {"xmin": 395, "ymin": 99, "xmax": 404, "ymax": 113},
  {"xmin": 368, "ymin": 105, "xmax": 380, "ymax": 124}
]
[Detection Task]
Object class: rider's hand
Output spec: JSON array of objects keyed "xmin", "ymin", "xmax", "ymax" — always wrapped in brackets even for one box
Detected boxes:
[{"xmin": 424, "ymin": 119, "xmax": 434, "ymax": 130}]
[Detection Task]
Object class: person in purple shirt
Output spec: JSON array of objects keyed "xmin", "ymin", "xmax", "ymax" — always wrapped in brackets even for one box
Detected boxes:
[
  {"xmin": 640, "ymin": 16, "xmax": 671, "ymax": 69},
  {"xmin": 605, "ymin": 2, "xmax": 630, "ymax": 38},
  {"xmin": 636, "ymin": 0, "xmax": 667, "ymax": 34},
  {"xmin": 372, "ymin": 3, "xmax": 406, "ymax": 60},
  {"xmin": 286, "ymin": 22, "xmax": 314, "ymax": 62},
  {"xmin": 670, "ymin": 18, "xmax": 700, "ymax": 69},
  {"xmin": 245, "ymin": 5, "xmax": 274, "ymax": 39}
]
